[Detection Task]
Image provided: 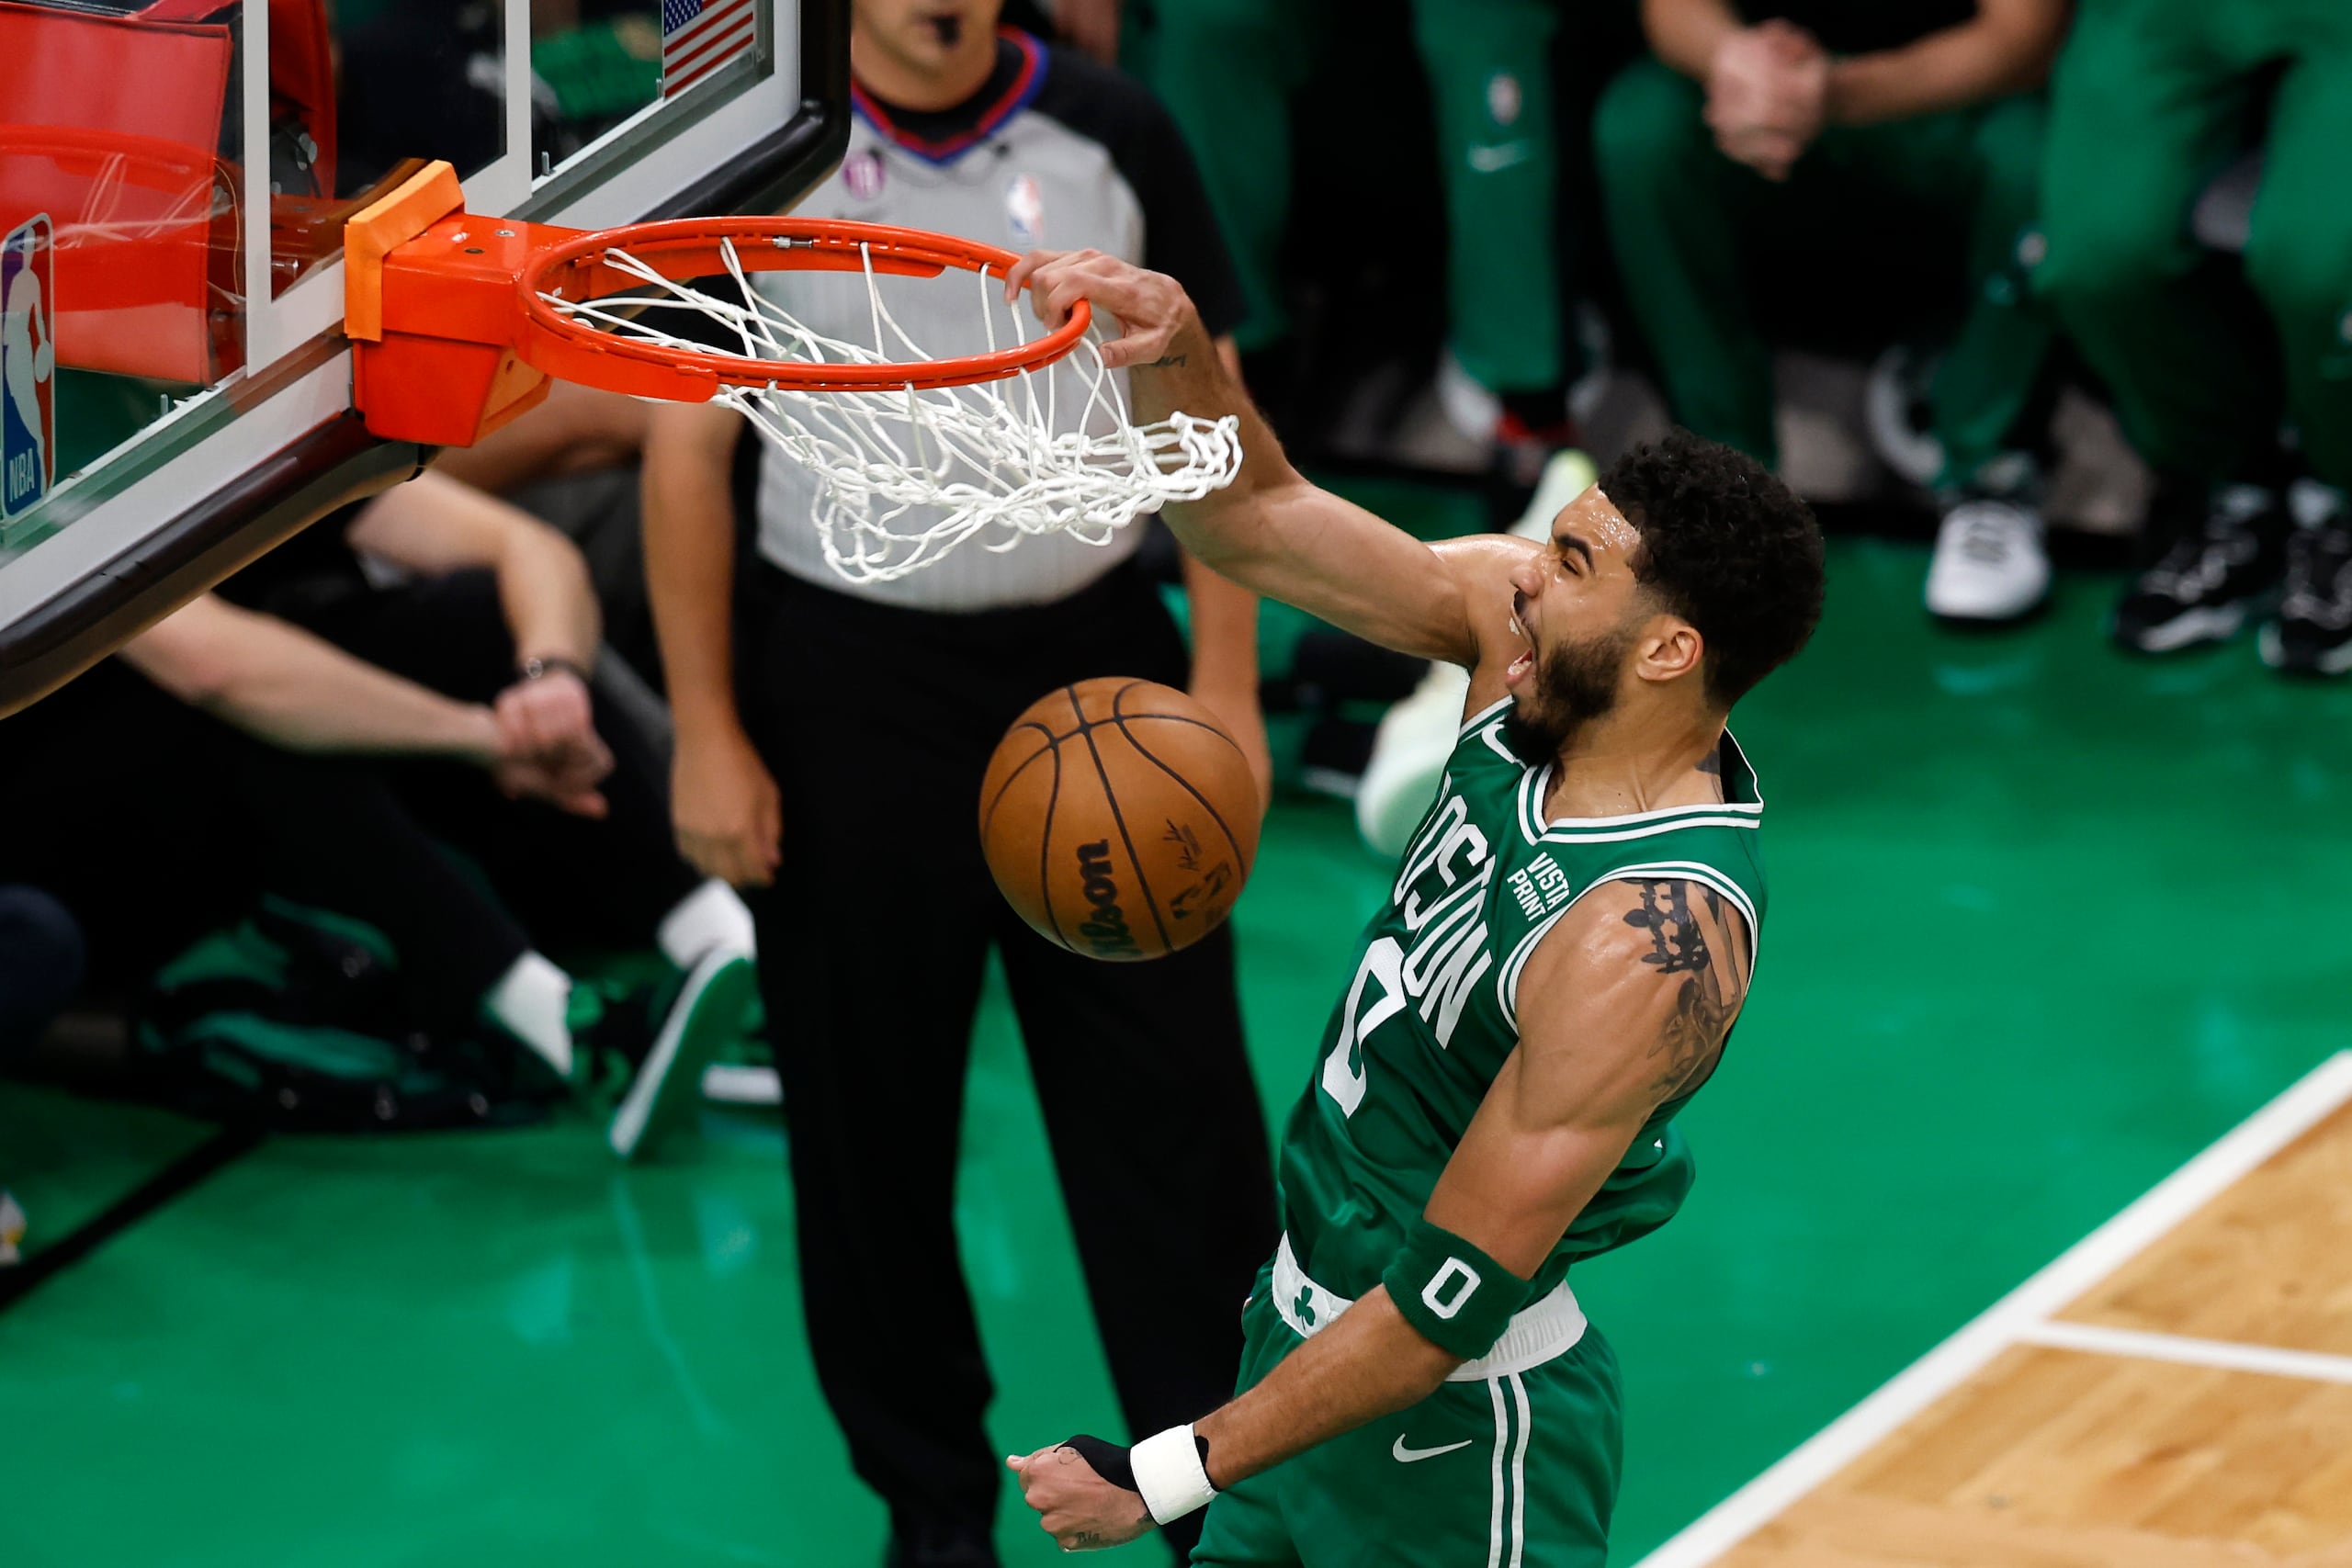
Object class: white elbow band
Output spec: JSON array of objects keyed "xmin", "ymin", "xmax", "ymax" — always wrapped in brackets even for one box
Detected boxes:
[{"xmin": 1131, "ymin": 1425, "xmax": 1217, "ymax": 1525}]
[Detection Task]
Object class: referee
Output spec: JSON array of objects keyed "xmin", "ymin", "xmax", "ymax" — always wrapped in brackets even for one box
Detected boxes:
[{"xmin": 641, "ymin": 2, "xmax": 1276, "ymax": 1562}]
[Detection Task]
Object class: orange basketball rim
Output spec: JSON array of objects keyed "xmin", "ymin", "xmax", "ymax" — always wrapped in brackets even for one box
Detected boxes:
[{"xmin": 343, "ymin": 160, "xmax": 1092, "ymax": 447}]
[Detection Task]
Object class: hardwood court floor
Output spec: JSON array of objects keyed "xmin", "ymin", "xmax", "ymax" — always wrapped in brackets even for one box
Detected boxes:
[
  {"xmin": 1641, "ymin": 1057, "xmax": 2352, "ymax": 1568},
  {"xmin": 5, "ymin": 536, "xmax": 2352, "ymax": 1567}
]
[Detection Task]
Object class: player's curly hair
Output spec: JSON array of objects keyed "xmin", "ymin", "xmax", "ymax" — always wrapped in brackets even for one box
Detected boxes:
[{"xmin": 1599, "ymin": 429, "xmax": 1826, "ymax": 707}]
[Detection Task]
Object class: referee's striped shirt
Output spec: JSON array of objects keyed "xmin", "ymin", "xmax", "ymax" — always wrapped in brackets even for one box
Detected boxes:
[{"xmin": 744, "ymin": 28, "xmax": 1246, "ymax": 613}]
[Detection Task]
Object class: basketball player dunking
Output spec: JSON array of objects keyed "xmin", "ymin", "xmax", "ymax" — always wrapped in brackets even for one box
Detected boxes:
[{"xmin": 1001, "ymin": 250, "xmax": 1826, "ymax": 1565}]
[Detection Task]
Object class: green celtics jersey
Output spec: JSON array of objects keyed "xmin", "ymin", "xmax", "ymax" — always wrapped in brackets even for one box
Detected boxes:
[{"xmin": 1277, "ymin": 696, "xmax": 1769, "ymax": 1303}]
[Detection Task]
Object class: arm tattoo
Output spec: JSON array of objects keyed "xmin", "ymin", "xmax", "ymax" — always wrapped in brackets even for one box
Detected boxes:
[
  {"xmin": 1622, "ymin": 881, "xmax": 1736, "ymax": 1100},
  {"xmin": 1139, "ymin": 352, "xmax": 1188, "ymax": 368}
]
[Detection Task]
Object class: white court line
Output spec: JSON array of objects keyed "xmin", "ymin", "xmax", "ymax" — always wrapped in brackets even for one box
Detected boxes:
[
  {"xmin": 1631, "ymin": 1049, "xmax": 2352, "ymax": 1568},
  {"xmin": 2016, "ymin": 1320, "xmax": 2352, "ymax": 1386}
]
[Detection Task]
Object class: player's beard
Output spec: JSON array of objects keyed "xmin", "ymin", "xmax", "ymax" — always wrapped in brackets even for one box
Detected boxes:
[{"xmin": 1502, "ymin": 624, "xmax": 1633, "ymax": 764}]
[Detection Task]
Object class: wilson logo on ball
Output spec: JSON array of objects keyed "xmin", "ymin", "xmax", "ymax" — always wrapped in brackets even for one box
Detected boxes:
[{"xmin": 1074, "ymin": 840, "xmax": 1141, "ymax": 958}]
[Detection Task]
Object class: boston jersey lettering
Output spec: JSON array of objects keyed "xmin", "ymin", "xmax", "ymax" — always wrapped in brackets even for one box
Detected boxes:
[{"xmin": 1276, "ymin": 696, "xmax": 1770, "ymax": 1304}]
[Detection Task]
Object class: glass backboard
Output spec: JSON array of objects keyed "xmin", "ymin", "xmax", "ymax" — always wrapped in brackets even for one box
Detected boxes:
[{"xmin": 0, "ymin": 0, "xmax": 846, "ymax": 715}]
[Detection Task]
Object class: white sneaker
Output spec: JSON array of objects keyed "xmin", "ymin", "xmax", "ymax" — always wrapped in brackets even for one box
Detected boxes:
[
  {"xmin": 700, "ymin": 1062, "xmax": 782, "ymax": 1106},
  {"xmin": 1926, "ymin": 498, "xmax": 2050, "ymax": 622},
  {"xmin": 1355, "ymin": 661, "xmax": 1475, "ymax": 859},
  {"xmin": 605, "ymin": 950, "xmax": 760, "ymax": 1162}
]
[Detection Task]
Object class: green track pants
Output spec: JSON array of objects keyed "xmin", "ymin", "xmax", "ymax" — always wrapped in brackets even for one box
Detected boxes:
[
  {"xmin": 1130, "ymin": 0, "xmax": 1572, "ymax": 393},
  {"xmin": 1592, "ymin": 57, "xmax": 2052, "ymax": 483},
  {"xmin": 2035, "ymin": 0, "xmax": 2352, "ymax": 489}
]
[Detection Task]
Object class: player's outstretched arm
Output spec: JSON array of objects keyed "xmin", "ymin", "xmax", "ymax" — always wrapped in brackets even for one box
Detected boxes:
[
  {"xmin": 1006, "ymin": 249, "xmax": 1522, "ymax": 668},
  {"xmin": 1008, "ymin": 878, "xmax": 1750, "ymax": 1551}
]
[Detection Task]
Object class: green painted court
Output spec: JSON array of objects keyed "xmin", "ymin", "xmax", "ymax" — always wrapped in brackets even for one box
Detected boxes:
[{"xmin": 6, "ymin": 534, "xmax": 2349, "ymax": 1566}]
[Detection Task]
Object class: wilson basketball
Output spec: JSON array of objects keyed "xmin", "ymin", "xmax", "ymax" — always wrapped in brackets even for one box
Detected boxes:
[{"xmin": 979, "ymin": 678, "xmax": 1261, "ymax": 962}]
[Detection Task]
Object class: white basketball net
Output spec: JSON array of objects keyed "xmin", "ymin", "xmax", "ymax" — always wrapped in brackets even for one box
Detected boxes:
[{"xmin": 539, "ymin": 238, "xmax": 1244, "ymax": 583}]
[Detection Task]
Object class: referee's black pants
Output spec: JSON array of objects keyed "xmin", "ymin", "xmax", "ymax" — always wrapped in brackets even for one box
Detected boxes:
[{"xmin": 739, "ymin": 560, "xmax": 1279, "ymax": 1557}]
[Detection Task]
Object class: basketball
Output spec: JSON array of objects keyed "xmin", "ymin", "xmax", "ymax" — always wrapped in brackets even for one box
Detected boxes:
[{"xmin": 979, "ymin": 678, "xmax": 1261, "ymax": 962}]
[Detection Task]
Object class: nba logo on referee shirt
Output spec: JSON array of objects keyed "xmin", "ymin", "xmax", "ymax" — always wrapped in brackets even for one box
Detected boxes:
[
  {"xmin": 1006, "ymin": 175, "xmax": 1046, "ymax": 248},
  {"xmin": 1, "ymin": 213, "xmax": 55, "ymax": 525},
  {"xmin": 844, "ymin": 150, "xmax": 886, "ymax": 201}
]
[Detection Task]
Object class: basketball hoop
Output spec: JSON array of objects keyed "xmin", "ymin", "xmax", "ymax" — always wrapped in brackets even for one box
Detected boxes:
[{"xmin": 346, "ymin": 164, "xmax": 1242, "ymax": 584}]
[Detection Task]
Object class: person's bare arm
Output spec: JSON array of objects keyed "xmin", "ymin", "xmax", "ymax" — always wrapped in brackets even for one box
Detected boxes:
[
  {"xmin": 1826, "ymin": 0, "xmax": 2067, "ymax": 125},
  {"xmin": 1181, "ymin": 547, "xmax": 1274, "ymax": 813},
  {"xmin": 1178, "ymin": 336, "xmax": 1273, "ymax": 810},
  {"xmin": 1646, "ymin": 0, "xmax": 1834, "ymax": 181},
  {"xmin": 642, "ymin": 400, "xmax": 784, "ymax": 888},
  {"xmin": 1643, "ymin": 0, "xmax": 1748, "ymax": 80},
  {"xmin": 345, "ymin": 468, "xmax": 601, "ymax": 670},
  {"xmin": 127, "ymin": 594, "xmax": 499, "ymax": 757},
  {"xmin": 122, "ymin": 595, "xmax": 612, "ymax": 813},
  {"xmin": 432, "ymin": 380, "xmax": 650, "ymax": 493},
  {"xmin": 1006, "ymin": 250, "xmax": 1532, "ymax": 670},
  {"xmin": 346, "ymin": 468, "xmax": 606, "ymax": 775},
  {"xmin": 1012, "ymin": 877, "xmax": 1751, "ymax": 1548}
]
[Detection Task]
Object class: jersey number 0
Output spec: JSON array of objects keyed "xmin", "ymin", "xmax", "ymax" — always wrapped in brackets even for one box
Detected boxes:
[{"xmin": 1321, "ymin": 936, "xmax": 1407, "ymax": 1117}]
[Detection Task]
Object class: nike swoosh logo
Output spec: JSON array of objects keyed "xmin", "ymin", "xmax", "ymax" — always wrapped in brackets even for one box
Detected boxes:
[
  {"xmin": 1466, "ymin": 141, "xmax": 1533, "ymax": 174},
  {"xmin": 1393, "ymin": 1436, "xmax": 1476, "ymax": 1463}
]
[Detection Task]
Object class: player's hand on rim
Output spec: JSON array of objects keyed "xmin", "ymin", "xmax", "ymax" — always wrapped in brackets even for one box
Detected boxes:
[
  {"xmin": 1006, "ymin": 1443, "xmax": 1154, "ymax": 1552},
  {"xmin": 1004, "ymin": 250, "xmax": 1197, "ymax": 373}
]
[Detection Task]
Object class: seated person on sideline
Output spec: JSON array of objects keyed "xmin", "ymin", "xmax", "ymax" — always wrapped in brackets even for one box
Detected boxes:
[
  {"xmin": 1594, "ymin": 0, "xmax": 2066, "ymax": 623},
  {"xmin": 0, "ymin": 886, "xmax": 85, "ymax": 1266},
  {"xmin": 2033, "ymin": 0, "xmax": 2352, "ymax": 674},
  {"xmin": 0, "ymin": 592, "xmax": 738, "ymax": 1161},
  {"xmin": 219, "ymin": 467, "xmax": 758, "ymax": 1007},
  {"xmin": 1084, "ymin": 0, "xmax": 1589, "ymax": 477}
]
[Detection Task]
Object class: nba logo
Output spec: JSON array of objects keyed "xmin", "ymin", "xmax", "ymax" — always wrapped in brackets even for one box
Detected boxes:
[
  {"xmin": 2, "ymin": 213, "xmax": 55, "ymax": 525},
  {"xmin": 843, "ymin": 150, "xmax": 886, "ymax": 201},
  {"xmin": 1005, "ymin": 175, "xmax": 1046, "ymax": 249},
  {"xmin": 1486, "ymin": 72, "xmax": 1522, "ymax": 128}
]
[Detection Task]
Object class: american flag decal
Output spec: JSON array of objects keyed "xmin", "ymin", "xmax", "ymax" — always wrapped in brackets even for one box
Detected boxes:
[{"xmin": 663, "ymin": 0, "xmax": 756, "ymax": 97}]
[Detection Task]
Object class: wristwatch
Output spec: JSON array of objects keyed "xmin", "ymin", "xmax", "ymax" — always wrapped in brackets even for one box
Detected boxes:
[{"xmin": 518, "ymin": 654, "xmax": 594, "ymax": 684}]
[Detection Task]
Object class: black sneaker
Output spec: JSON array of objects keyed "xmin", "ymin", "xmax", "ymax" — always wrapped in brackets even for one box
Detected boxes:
[
  {"xmin": 2262, "ymin": 491, "xmax": 2352, "ymax": 677},
  {"xmin": 573, "ymin": 950, "xmax": 759, "ymax": 1162},
  {"xmin": 2111, "ymin": 481, "xmax": 2288, "ymax": 654}
]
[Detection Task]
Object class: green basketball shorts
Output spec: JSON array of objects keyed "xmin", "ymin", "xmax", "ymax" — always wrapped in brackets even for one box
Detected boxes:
[{"xmin": 1192, "ymin": 1261, "xmax": 1624, "ymax": 1567}]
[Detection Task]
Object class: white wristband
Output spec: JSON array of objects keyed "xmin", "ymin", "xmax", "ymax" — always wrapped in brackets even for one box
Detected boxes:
[{"xmin": 1130, "ymin": 1424, "xmax": 1216, "ymax": 1525}]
